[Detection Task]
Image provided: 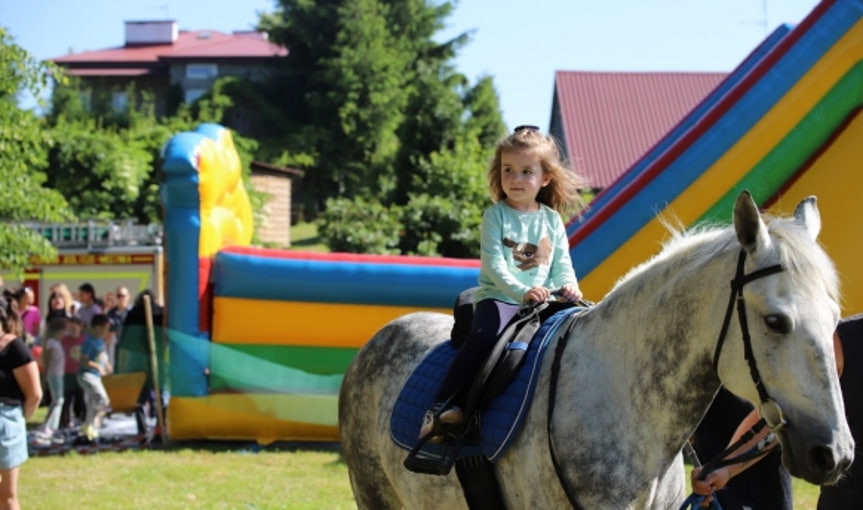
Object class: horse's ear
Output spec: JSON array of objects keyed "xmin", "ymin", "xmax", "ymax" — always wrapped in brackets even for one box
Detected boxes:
[
  {"xmin": 793, "ymin": 196, "xmax": 821, "ymax": 241},
  {"xmin": 733, "ymin": 190, "xmax": 771, "ymax": 254}
]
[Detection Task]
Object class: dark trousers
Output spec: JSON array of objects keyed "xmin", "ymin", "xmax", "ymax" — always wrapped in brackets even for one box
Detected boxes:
[
  {"xmin": 434, "ymin": 299, "xmax": 521, "ymax": 403},
  {"xmin": 60, "ymin": 373, "xmax": 85, "ymax": 428}
]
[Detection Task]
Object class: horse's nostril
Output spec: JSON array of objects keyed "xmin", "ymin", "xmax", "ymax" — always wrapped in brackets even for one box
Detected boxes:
[{"xmin": 808, "ymin": 445, "xmax": 837, "ymax": 473}]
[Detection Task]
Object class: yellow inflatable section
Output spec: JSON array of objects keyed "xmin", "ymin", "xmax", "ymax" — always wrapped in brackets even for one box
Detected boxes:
[{"xmin": 197, "ymin": 128, "xmax": 253, "ymax": 257}]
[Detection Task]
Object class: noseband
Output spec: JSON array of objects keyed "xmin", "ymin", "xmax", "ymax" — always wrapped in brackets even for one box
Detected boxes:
[{"xmin": 712, "ymin": 249, "xmax": 786, "ymax": 431}]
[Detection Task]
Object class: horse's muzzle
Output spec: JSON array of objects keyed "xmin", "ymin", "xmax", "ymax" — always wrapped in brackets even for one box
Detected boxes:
[{"xmin": 783, "ymin": 432, "xmax": 855, "ymax": 485}]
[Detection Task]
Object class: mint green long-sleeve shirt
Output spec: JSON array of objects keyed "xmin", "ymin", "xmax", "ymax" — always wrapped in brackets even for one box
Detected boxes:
[{"xmin": 475, "ymin": 201, "xmax": 578, "ymax": 305}]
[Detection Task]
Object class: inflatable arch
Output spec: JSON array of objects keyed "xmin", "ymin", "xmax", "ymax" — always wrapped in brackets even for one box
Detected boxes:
[{"xmin": 161, "ymin": 124, "xmax": 479, "ymax": 442}]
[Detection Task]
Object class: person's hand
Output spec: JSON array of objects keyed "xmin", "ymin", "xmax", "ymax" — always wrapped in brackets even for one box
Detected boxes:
[
  {"xmin": 690, "ymin": 466, "xmax": 731, "ymax": 507},
  {"xmin": 523, "ymin": 287, "xmax": 550, "ymax": 304},
  {"xmin": 557, "ymin": 284, "xmax": 583, "ymax": 303}
]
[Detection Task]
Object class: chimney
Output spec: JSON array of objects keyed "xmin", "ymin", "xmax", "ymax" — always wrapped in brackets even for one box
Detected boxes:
[{"xmin": 124, "ymin": 20, "xmax": 179, "ymax": 46}]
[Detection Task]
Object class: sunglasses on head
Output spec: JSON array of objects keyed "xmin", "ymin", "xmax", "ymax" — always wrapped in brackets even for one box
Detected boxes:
[{"xmin": 514, "ymin": 124, "xmax": 540, "ymax": 133}]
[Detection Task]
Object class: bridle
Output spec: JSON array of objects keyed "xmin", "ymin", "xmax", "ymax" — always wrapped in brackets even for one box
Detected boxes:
[
  {"xmin": 546, "ymin": 248, "xmax": 786, "ymax": 509},
  {"xmin": 712, "ymin": 249, "xmax": 786, "ymax": 432}
]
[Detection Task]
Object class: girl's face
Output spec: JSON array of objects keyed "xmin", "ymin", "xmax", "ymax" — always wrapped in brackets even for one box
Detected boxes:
[
  {"xmin": 50, "ymin": 294, "xmax": 65, "ymax": 309},
  {"xmin": 500, "ymin": 149, "xmax": 551, "ymax": 211}
]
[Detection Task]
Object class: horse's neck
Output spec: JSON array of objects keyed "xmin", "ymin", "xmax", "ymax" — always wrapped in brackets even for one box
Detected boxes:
[{"xmin": 559, "ymin": 244, "xmax": 735, "ymax": 460}]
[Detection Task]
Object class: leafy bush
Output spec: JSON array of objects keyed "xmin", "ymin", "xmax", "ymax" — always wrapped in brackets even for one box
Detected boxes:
[
  {"xmin": 400, "ymin": 193, "xmax": 481, "ymax": 258},
  {"xmin": 316, "ymin": 197, "xmax": 403, "ymax": 254}
]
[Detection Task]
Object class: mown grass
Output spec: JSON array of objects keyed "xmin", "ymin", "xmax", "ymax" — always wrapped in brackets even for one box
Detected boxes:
[
  {"xmin": 20, "ymin": 432, "xmax": 822, "ymax": 509},
  {"xmin": 290, "ymin": 221, "xmax": 328, "ymax": 252},
  {"xmin": 21, "ymin": 441, "xmax": 355, "ymax": 509}
]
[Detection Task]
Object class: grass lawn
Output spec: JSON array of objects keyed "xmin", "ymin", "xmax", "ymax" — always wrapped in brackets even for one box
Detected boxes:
[
  {"xmin": 21, "ymin": 442, "xmax": 354, "ymax": 509},
  {"xmin": 289, "ymin": 221, "xmax": 328, "ymax": 252},
  {"xmin": 20, "ymin": 407, "xmax": 822, "ymax": 510}
]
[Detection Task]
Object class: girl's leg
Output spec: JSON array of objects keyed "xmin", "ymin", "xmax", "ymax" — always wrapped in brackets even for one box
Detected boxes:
[
  {"xmin": 79, "ymin": 375, "xmax": 97, "ymax": 428},
  {"xmin": 434, "ymin": 299, "xmax": 520, "ymax": 403},
  {"xmin": 0, "ymin": 466, "xmax": 20, "ymax": 510},
  {"xmin": 43, "ymin": 376, "xmax": 65, "ymax": 433}
]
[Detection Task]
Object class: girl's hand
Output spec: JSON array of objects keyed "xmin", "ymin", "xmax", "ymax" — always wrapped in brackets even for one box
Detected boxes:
[
  {"xmin": 523, "ymin": 287, "xmax": 550, "ymax": 304},
  {"xmin": 558, "ymin": 284, "xmax": 583, "ymax": 303}
]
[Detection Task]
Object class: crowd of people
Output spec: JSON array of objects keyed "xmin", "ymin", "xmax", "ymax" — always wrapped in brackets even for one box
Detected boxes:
[{"xmin": 0, "ymin": 278, "xmax": 166, "ymax": 444}]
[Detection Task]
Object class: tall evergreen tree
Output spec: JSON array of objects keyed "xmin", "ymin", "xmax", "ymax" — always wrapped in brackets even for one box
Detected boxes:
[{"xmin": 260, "ymin": 0, "xmax": 505, "ymax": 215}]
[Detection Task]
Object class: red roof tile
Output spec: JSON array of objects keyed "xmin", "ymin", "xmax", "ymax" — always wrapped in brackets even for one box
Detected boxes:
[
  {"xmin": 52, "ymin": 29, "xmax": 287, "ymax": 65},
  {"xmin": 553, "ymin": 71, "xmax": 727, "ymax": 189}
]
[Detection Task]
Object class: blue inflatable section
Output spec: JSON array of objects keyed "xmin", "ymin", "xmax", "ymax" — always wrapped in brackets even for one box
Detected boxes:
[
  {"xmin": 161, "ymin": 125, "xmax": 228, "ymax": 397},
  {"xmin": 214, "ymin": 251, "xmax": 480, "ymax": 308}
]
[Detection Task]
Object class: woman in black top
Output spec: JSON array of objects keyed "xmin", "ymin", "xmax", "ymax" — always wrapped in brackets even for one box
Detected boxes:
[
  {"xmin": 0, "ymin": 300, "xmax": 42, "ymax": 510},
  {"xmin": 818, "ymin": 314, "xmax": 863, "ymax": 509}
]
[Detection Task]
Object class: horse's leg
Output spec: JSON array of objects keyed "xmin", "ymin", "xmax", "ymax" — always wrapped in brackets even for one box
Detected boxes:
[
  {"xmin": 340, "ymin": 312, "xmax": 456, "ymax": 509},
  {"xmin": 340, "ymin": 329, "xmax": 404, "ymax": 509}
]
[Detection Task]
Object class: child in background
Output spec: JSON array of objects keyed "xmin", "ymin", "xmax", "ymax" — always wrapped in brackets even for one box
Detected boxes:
[
  {"xmin": 35, "ymin": 317, "xmax": 67, "ymax": 444},
  {"xmin": 78, "ymin": 314, "xmax": 112, "ymax": 441},
  {"xmin": 419, "ymin": 125, "xmax": 587, "ymax": 441},
  {"xmin": 60, "ymin": 316, "xmax": 85, "ymax": 429}
]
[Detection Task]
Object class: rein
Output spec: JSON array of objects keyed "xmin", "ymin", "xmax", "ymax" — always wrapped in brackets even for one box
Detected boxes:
[{"xmin": 546, "ymin": 249, "xmax": 785, "ymax": 508}]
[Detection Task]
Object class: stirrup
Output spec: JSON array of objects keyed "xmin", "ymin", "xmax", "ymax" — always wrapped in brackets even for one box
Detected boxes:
[{"xmin": 403, "ymin": 431, "xmax": 464, "ymax": 476}]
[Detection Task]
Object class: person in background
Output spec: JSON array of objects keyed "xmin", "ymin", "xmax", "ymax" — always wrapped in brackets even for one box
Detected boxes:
[
  {"xmin": 74, "ymin": 283, "xmax": 101, "ymax": 333},
  {"xmin": 40, "ymin": 288, "xmax": 73, "ymax": 338},
  {"xmin": 105, "ymin": 286, "xmax": 132, "ymax": 370},
  {"xmin": 102, "ymin": 291, "xmax": 116, "ymax": 314},
  {"xmin": 118, "ymin": 290, "xmax": 167, "ymax": 435},
  {"xmin": 77, "ymin": 313, "xmax": 112, "ymax": 442},
  {"xmin": 12, "ymin": 288, "xmax": 40, "ymax": 345},
  {"xmin": 59, "ymin": 317, "xmax": 85, "ymax": 430},
  {"xmin": 0, "ymin": 298, "xmax": 42, "ymax": 510},
  {"xmin": 34, "ymin": 317, "xmax": 67, "ymax": 445}
]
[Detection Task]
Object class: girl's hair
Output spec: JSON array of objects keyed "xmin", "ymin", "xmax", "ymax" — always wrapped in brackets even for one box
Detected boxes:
[
  {"xmin": 0, "ymin": 298, "xmax": 23, "ymax": 337},
  {"xmin": 48, "ymin": 283, "xmax": 74, "ymax": 316},
  {"xmin": 487, "ymin": 126, "xmax": 587, "ymax": 216}
]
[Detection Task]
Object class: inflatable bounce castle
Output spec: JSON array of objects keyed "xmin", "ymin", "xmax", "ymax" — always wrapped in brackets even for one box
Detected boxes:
[{"xmin": 161, "ymin": 124, "xmax": 479, "ymax": 442}]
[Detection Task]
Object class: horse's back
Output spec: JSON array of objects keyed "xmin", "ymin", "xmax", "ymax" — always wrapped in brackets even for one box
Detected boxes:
[{"xmin": 339, "ymin": 311, "xmax": 456, "ymax": 510}]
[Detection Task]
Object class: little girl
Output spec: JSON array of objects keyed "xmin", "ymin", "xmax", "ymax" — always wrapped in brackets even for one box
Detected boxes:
[
  {"xmin": 36, "ymin": 317, "xmax": 67, "ymax": 443},
  {"xmin": 420, "ymin": 125, "xmax": 587, "ymax": 441}
]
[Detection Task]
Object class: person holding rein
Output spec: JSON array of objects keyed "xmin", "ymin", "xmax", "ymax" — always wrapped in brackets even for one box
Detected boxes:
[
  {"xmin": 692, "ymin": 316, "xmax": 861, "ymax": 509},
  {"xmin": 0, "ymin": 300, "xmax": 43, "ymax": 510},
  {"xmin": 419, "ymin": 124, "xmax": 587, "ymax": 442}
]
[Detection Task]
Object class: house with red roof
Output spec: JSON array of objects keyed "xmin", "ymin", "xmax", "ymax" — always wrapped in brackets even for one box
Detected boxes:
[
  {"xmin": 549, "ymin": 71, "xmax": 727, "ymax": 193},
  {"xmin": 52, "ymin": 20, "xmax": 287, "ymax": 127}
]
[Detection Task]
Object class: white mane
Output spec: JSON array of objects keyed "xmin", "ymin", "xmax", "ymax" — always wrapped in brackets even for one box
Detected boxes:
[{"xmin": 608, "ymin": 214, "xmax": 839, "ymax": 304}]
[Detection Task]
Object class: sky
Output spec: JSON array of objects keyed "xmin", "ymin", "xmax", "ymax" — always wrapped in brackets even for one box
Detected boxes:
[{"xmin": 2, "ymin": 0, "xmax": 821, "ymax": 130}]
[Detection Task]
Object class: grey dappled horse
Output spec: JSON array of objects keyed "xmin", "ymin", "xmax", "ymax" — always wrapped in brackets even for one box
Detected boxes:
[{"xmin": 339, "ymin": 191, "xmax": 854, "ymax": 509}]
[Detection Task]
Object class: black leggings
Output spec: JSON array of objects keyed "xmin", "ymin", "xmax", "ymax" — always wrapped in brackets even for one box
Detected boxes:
[
  {"xmin": 435, "ymin": 299, "xmax": 518, "ymax": 403},
  {"xmin": 434, "ymin": 298, "xmax": 573, "ymax": 404}
]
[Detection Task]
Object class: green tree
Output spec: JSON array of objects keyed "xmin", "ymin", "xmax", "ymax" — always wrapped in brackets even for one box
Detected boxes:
[
  {"xmin": 0, "ymin": 28, "xmax": 74, "ymax": 273},
  {"xmin": 262, "ymin": 0, "xmax": 506, "ymax": 257},
  {"xmin": 45, "ymin": 76, "xmax": 264, "ymax": 226}
]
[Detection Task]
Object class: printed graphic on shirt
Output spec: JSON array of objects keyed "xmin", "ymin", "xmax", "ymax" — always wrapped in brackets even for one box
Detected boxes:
[{"xmin": 502, "ymin": 236, "xmax": 552, "ymax": 271}]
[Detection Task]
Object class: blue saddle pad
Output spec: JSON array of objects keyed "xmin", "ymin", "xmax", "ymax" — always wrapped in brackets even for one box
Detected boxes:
[{"xmin": 390, "ymin": 307, "xmax": 581, "ymax": 462}]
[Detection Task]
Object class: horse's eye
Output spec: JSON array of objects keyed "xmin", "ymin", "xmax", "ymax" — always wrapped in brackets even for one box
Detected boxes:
[{"xmin": 764, "ymin": 314, "xmax": 791, "ymax": 334}]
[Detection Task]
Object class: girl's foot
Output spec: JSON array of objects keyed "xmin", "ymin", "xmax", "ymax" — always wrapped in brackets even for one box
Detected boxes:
[{"xmin": 419, "ymin": 404, "xmax": 464, "ymax": 443}]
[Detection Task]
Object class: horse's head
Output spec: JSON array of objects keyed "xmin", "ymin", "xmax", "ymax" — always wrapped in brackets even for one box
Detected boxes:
[{"xmin": 716, "ymin": 190, "xmax": 854, "ymax": 485}]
